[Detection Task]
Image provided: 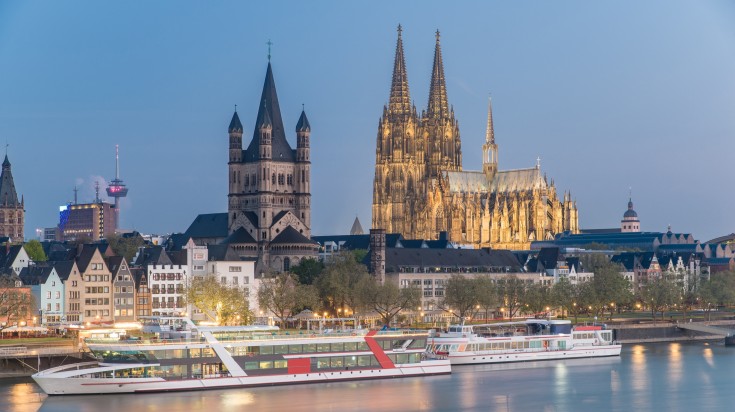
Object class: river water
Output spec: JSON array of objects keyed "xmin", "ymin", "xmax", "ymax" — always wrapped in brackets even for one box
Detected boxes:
[{"xmin": 2, "ymin": 342, "xmax": 734, "ymax": 412}]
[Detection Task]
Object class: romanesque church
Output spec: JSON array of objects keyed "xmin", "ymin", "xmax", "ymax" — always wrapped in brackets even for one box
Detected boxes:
[
  {"xmin": 372, "ymin": 27, "xmax": 579, "ymax": 250},
  {"xmin": 226, "ymin": 61, "xmax": 318, "ymax": 272}
]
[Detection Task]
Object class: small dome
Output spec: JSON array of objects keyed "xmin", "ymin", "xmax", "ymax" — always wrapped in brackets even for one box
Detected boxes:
[{"xmin": 623, "ymin": 197, "xmax": 638, "ymax": 219}]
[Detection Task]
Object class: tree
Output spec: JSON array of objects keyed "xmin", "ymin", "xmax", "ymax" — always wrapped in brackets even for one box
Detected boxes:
[
  {"xmin": 315, "ymin": 252, "xmax": 370, "ymax": 315},
  {"xmin": 439, "ymin": 275, "xmax": 481, "ymax": 323},
  {"xmin": 551, "ymin": 277, "xmax": 578, "ymax": 321},
  {"xmin": 24, "ymin": 240, "xmax": 47, "ymax": 262},
  {"xmin": 496, "ymin": 276, "xmax": 527, "ymax": 319},
  {"xmin": 591, "ymin": 261, "xmax": 633, "ymax": 319},
  {"xmin": 185, "ymin": 276, "xmax": 252, "ymax": 325},
  {"xmin": 290, "ymin": 258, "xmax": 324, "ymax": 285},
  {"xmin": 106, "ymin": 233, "xmax": 145, "ymax": 262},
  {"xmin": 698, "ymin": 271, "xmax": 735, "ymax": 321},
  {"xmin": 475, "ymin": 276, "xmax": 498, "ymax": 321},
  {"xmin": 639, "ymin": 276, "xmax": 680, "ymax": 323},
  {"xmin": 524, "ymin": 282, "xmax": 551, "ymax": 318},
  {"xmin": 258, "ymin": 272, "xmax": 319, "ymax": 326},
  {"xmin": 355, "ymin": 278, "xmax": 420, "ymax": 327}
]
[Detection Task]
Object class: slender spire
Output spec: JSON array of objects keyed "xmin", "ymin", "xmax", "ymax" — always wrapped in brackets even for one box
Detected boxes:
[
  {"xmin": 388, "ymin": 24, "xmax": 411, "ymax": 115},
  {"xmin": 427, "ymin": 29, "xmax": 449, "ymax": 119},
  {"xmin": 485, "ymin": 96, "xmax": 495, "ymax": 144},
  {"xmin": 296, "ymin": 109, "xmax": 311, "ymax": 132}
]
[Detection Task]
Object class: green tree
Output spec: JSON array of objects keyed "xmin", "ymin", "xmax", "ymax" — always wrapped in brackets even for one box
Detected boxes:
[
  {"xmin": 475, "ymin": 276, "xmax": 499, "ymax": 321},
  {"xmin": 355, "ymin": 278, "xmax": 420, "ymax": 327},
  {"xmin": 698, "ymin": 271, "xmax": 735, "ymax": 320},
  {"xmin": 439, "ymin": 275, "xmax": 481, "ymax": 323},
  {"xmin": 524, "ymin": 282, "xmax": 552, "ymax": 317},
  {"xmin": 257, "ymin": 272, "xmax": 319, "ymax": 326},
  {"xmin": 315, "ymin": 252, "xmax": 370, "ymax": 316},
  {"xmin": 591, "ymin": 261, "xmax": 633, "ymax": 319},
  {"xmin": 24, "ymin": 240, "xmax": 47, "ymax": 262},
  {"xmin": 185, "ymin": 276, "xmax": 252, "ymax": 325},
  {"xmin": 106, "ymin": 233, "xmax": 145, "ymax": 262},
  {"xmin": 290, "ymin": 258, "xmax": 324, "ymax": 285},
  {"xmin": 639, "ymin": 276, "xmax": 680, "ymax": 323},
  {"xmin": 496, "ymin": 275, "xmax": 527, "ymax": 319},
  {"xmin": 551, "ymin": 277, "xmax": 578, "ymax": 321}
]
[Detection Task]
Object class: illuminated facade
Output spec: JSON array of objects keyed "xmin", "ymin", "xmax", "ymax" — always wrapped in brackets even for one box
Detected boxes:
[
  {"xmin": 59, "ymin": 202, "xmax": 117, "ymax": 241},
  {"xmin": 372, "ymin": 27, "xmax": 578, "ymax": 249}
]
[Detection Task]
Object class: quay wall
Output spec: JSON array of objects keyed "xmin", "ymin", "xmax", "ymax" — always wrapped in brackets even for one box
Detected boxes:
[
  {"xmin": 0, "ymin": 353, "xmax": 90, "ymax": 378},
  {"xmin": 612, "ymin": 320, "xmax": 735, "ymax": 344}
]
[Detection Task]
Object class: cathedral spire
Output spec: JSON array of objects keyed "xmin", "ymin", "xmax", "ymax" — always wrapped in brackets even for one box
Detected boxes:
[
  {"xmin": 388, "ymin": 24, "xmax": 411, "ymax": 115},
  {"xmin": 485, "ymin": 96, "xmax": 495, "ymax": 144},
  {"xmin": 427, "ymin": 29, "xmax": 449, "ymax": 119}
]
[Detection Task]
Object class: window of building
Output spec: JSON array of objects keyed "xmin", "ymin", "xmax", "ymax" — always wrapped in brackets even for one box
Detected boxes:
[{"xmin": 229, "ymin": 266, "xmax": 242, "ymax": 272}]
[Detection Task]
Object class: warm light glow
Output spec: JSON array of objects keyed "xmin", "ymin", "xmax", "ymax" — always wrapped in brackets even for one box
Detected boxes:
[{"xmin": 113, "ymin": 322, "xmax": 142, "ymax": 330}]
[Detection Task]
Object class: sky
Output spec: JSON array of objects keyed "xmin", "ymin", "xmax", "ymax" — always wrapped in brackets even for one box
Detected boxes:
[{"xmin": 0, "ymin": 1, "xmax": 734, "ymax": 243}]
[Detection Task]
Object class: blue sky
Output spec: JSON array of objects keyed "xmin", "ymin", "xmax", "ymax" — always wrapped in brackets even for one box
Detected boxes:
[{"xmin": 0, "ymin": 1, "xmax": 734, "ymax": 242}]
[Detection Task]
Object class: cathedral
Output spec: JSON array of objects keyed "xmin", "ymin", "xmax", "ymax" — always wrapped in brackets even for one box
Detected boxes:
[
  {"xmin": 372, "ymin": 27, "xmax": 579, "ymax": 250},
  {"xmin": 226, "ymin": 61, "xmax": 318, "ymax": 272}
]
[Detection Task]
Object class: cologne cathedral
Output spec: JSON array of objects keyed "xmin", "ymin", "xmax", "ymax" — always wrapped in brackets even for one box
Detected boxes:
[{"xmin": 372, "ymin": 27, "xmax": 579, "ymax": 250}]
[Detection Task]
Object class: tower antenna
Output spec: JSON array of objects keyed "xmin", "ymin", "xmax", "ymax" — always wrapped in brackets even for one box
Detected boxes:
[{"xmin": 267, "ymin": 39, "xmax": 273, "ymax": 62}]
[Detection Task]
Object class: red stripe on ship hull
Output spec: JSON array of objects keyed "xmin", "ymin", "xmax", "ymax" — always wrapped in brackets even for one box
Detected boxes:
[{"xmin": 365, "ymin": 330, "xmax": 395, "ymax": 369}]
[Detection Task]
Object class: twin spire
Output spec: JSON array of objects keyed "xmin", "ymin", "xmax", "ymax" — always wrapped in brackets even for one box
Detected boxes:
[
  {"xmin": 388, "ymin": 26, "xmax": 450, "ymax": 120},
  {"xmin": 389, "ymin": 25, "xmax": 411, "ymax": 115}
]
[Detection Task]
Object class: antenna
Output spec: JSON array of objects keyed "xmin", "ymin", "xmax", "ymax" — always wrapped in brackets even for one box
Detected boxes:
[
  {"xmin": 73, "ymin": 186, "xmax": 78, "ymax": 205},
  {"xmin": 115, "ymin": 144, "xmax": 120, "ymax": 179}
]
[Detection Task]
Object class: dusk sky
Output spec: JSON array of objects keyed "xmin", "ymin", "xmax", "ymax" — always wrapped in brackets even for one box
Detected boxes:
[{"xmin": 1, "ymin": 1, "xmax": 734, "ymax": 243}]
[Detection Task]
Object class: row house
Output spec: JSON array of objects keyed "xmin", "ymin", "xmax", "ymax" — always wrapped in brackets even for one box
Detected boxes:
[
  {"xmin": 55, "ymin": 260, "xmax": 82, "ymax": 324},
  {"xmin": 18, "ymin": 266, "xmax": 64, "ymax": 325},
  {"xmin": 107, "ymin": 256, "xmax": 135, "ymax": 322},
  {"xmin": 134, "ymin": 246, "xmax": 187, "ymax": 317},
  {"xmin": 76, "ymin": 245, "xmax": 114, "ymax": 324},
  {"xmin": 0, "ymin": 244, "xmax": 31, "ymax": 276},
  {"xmin": 132, "ymin": 267, "xmax": 151, "ymax": 319}
]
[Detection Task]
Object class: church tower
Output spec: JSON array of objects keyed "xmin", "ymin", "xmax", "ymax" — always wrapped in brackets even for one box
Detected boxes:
[
  {"xmin": 227, "ymin": 61, "xmax": 317, "ymax": 272},
  {"xmin": 621, "ymin": 197, "xmax": 640, "ymax": 232},
  {"xmin": 423, "ymin": 30, "xmax": 461, "ymax": 179},
  {"xmin": 372, "ymin": 25, "xmax": 424, "ymax": 236},
  {"xmin": 0, "ymin": 155, "xmax": 24, "ymax": 240}
]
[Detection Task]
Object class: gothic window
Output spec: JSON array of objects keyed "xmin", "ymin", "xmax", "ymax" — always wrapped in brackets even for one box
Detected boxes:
[
  {"xmin": 283, "ymin": 257, "xmax": 290, "ymax": 272},
  {"xmin": 287, "ymin": 174, "xmax": 293, "ymax": 185},
  {"xmin": 263, "ymin": 168, "xmax": 266, "ymax": 180},
  {"xmin": 272, "ymin": 174, "xmax": 276, "ymax": 184},
  {"xmin": 301, "ymin": 170, "xmax": 305, "ymax": 183},
  {"xmin": 278, "ymin": 174, "xmax": 285, "ymax": 185},
  {"xmin": 245, "ymin": 174, "xmax": 249, "ymax": 186}
]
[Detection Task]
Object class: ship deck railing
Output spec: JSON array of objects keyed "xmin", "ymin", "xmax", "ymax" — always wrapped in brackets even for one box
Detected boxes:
[{"xmin": 85, "ymin": 329, "xmax": 426, "ymax": 346}]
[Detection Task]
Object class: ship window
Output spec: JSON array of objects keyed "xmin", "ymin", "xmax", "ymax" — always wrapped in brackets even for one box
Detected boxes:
[
  {"xmin": 345, "ymin": 356, "xmax": 357, "ymax": 367},
  {"xmin": 330, "ymin": 357, "xmax": 344, "ymax": 368},
  {"xmin": 274, "ymin": 345, "xmax": 288, "ymax": 354},
  {"xmin": 303, "ymin": 343, "xmax": 316, "ymax": 353},
  {"xmin": 317, "ymin": 358, "xmax": 330, "ymax": 369},
  {"xmin": 243, "ymin": 362, "xmax": 258, "ymax": 370},
  {"xmin": 289, "ymin": 345, "xmax": 303, "ymax": 354},
  {"xmin": 343, "ymin": 342, "xmax": 357, "ymax": 351},
  {"xmin": 331, "ymin": 342, "xmax": 344, "ymax": 352},
  {"xmin": 274, "ymin": 360, "xmax": 287, "ymax": 369},
  {"xmin": 317, "ymin": 343, "xmax": 330, "ymax": 352},
  {"xmin": 259, "ymin": 346, "xmax": 273, "ymax": 355},
  {"xmin": 357, "ymin": 355, "xmax": 373, "ymax": 367},
  {"xmin": 259, "ymin": 360, "xmax": 273, "ymax": 369}
]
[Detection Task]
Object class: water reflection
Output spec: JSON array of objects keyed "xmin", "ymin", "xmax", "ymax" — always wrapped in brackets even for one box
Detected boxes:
[{"xmin": 3, "ymin": 342, "xmax": 734, "ymax": 412}]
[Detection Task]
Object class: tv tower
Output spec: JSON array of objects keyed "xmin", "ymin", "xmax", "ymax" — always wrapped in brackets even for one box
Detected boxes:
[{"xmin": 105, "ymin": 144, "xmax": 128, "ymax": 229}]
